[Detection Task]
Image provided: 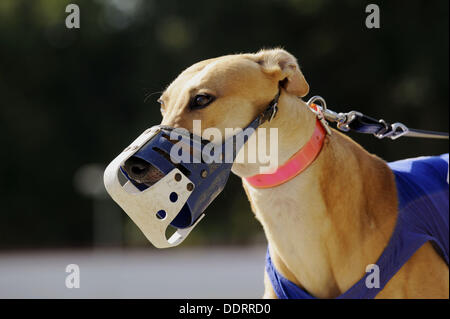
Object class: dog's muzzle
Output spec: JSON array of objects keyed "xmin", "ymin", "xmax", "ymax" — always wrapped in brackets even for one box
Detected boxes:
[{"xmin": 104, "ymin": 90, "xmax": 280, "ymax": 248}]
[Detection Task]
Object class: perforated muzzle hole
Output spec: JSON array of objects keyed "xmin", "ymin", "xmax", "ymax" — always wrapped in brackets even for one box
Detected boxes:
[
  {"xmin": 156, "ymin": 210, "xmax": 167, "ymax": 220},
  {"xmin": 169, "ymin": 192, "xmax": 178, "ymax": 202}
]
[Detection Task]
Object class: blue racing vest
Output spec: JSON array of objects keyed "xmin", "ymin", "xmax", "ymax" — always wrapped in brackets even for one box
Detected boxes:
[{"xmin": 266, "ymin": 153, "xmax": 449, "ymax": 299}]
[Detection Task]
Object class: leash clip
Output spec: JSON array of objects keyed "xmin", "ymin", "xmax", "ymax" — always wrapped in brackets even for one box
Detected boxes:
[
  {"xmin": 336, "ymin": 111, "xmax": 362, "ymax": 132},
  {"xmin": 305, "ymin": 95, "xmax": 448, "ymax": 140},
  {"xmin": 307, "ymin": 96, "xmax": 332, "ymax": 135},
  {"xmin": 374, "ymin": 121, "xmax": 409, "ymax": 140}
]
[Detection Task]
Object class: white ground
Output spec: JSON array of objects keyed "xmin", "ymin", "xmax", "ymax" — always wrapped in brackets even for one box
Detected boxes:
[{"xmin": 0, "ymin": 245, "xmax": 266, "ymax": 298}]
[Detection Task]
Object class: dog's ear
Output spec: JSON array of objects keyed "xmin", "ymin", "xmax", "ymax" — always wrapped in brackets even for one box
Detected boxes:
[{"xmin": 255, "ymin": 49, "xmax": 309, "ymax": 97}]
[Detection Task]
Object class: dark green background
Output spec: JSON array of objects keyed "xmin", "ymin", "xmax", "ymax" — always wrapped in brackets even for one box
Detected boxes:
[{"xmin": 0, "ymin": 0, "xmax": 448, "ymax": 250}]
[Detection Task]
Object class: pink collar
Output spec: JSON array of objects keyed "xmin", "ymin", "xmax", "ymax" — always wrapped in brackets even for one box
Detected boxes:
[{"xmin": 244, "ymin": 106, "xmax": 327, "ymax": 188}]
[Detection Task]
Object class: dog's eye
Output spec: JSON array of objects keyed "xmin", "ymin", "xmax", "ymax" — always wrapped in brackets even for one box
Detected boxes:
[{"xmin": 191, "ymin": 94, "xmax": 214, "ymax": 110}]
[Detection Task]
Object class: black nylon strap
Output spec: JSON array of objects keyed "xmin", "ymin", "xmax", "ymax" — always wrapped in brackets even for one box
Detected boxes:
[
  {"xmin": 342, "ymin": 112, "xmax": 448, "ymax": 139},
  {"xmin": 347, "ymin": 113, "xmax": 388, "ymax": 135},
  {"xmin": 258, "ymin": 89, "xmax": 281, "ymax": 125},
  {"xmin": 309, "ymin": 95, "xmax": 448, "ymax": 140}
]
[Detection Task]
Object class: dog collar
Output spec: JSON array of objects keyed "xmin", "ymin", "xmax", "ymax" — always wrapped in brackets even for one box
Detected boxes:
[{"xmin": 244, "ymin": 104, "xmax": 327, "ymax": 188}]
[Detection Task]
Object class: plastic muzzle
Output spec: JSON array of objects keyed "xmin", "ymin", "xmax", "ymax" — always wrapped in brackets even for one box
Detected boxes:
[{"xmin": 103, "ymin": 126, "xmax": 236, "ymax": 248}]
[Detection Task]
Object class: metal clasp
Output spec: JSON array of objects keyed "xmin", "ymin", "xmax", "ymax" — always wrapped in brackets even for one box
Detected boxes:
[
  {"xmin": 306, "ymin": 96, "xmax": 332, "ymax": 135},
  {"xmin": 374, "ymin": 122, "xmax": 409, "ymax": 140},
  {"xmin": 269, "ymin": 102, "xmax": 278, "ymax": 122},
  {"xmin": 335, "ymin": 111, "xmax": 362, "ymax": 132}
]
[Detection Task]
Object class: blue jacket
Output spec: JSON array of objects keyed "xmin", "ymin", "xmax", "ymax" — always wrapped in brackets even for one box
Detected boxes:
[{"xmin": 266, "ymin": 154, "xmax": 449, "ymax": 299}]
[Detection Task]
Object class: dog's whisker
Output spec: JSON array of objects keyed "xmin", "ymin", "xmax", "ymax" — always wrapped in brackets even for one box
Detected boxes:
[{"xmin": 143, "ymin": 90, "xmax": 163, "ymax": 103}]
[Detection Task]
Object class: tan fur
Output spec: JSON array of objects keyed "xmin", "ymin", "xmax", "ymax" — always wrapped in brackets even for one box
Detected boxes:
[{"xmin": 159, "ymin": 49, "xmax": 449, "ymax": 299}]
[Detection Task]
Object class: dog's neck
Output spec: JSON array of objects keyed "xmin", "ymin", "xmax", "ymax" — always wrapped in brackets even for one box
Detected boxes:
[
  {"xmin": 232, "ymin": 93, "xmax": 317, "ymax": 178},
  {"xmin": 232, "ymin": 93, "xmax": 398, "ymax": 298}
]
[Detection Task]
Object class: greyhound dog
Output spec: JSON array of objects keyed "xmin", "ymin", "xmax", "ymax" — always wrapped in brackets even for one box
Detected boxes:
[{"xmin": 124, "ymin": 49, "xmax": 449, "ymax": 298}]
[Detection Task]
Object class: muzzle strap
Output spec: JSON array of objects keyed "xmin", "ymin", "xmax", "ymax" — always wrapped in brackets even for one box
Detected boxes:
[{"xmin": 258, "ymin": 89, "xmax": 280, "ymax": 126}]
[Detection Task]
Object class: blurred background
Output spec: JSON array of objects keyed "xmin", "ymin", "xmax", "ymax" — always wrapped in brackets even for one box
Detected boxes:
[{"xmin": 0, "ymin": 0, "xmax": 448, "ymax": 298}]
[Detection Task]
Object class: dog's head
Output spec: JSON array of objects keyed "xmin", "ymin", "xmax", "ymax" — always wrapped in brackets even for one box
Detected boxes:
[
  {"xmin": 123, "ymin": 49, "xmax": 309, "ymax": 184},
  {"xmin": 108, "ymin": 49, "xmax": 311, "ymax": 244},
  {"xmin": 159, "ymin": 48, "xmax": 309, "ymax": 133}
]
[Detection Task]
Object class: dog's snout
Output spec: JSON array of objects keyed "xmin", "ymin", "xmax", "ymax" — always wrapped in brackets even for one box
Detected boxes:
[
  {"xmin": 130, "ymin": 160, "xmax": 149, "ymax": 176},
  {"xmin": 123, "ymin": 157, "xmax": 164, "ymax": 185},
  {"xmin": 124, "ymin": 157, "xmax": 149, "ymax": 178}
]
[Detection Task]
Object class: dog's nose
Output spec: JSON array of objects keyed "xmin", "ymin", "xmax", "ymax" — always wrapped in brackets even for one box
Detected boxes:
[{"xmin": 123, "ymin": 156, "xmax": 165, "ymax": 185}]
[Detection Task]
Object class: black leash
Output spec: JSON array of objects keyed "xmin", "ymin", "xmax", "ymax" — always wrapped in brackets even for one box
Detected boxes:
[{"xmin": 307, "ymin": 96, "xmax": 449, "ymax": 140}]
